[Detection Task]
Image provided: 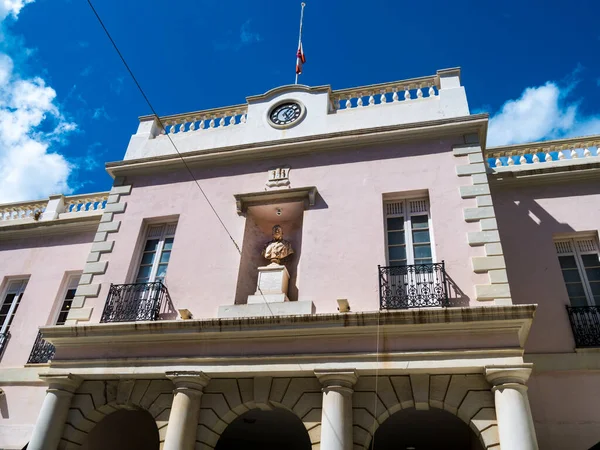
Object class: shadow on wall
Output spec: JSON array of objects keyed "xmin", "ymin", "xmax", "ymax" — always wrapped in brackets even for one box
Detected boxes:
[
  {"xmin": 490, "ymin": 182, "xmax": 599, "ymax": 351},
  {"xmin": 494, "ymin": 187, "xmax": 578, "ymax": 303},
  {"xmin": 0, "ymin": 391, "xmax": 9, "ymax": 419},
  {"xmin": 446, "ymin": 272, "xmax": 470, "ymax": 307},
  {"xmin": 158, "ymin": 291, "xmax": 178, "ymax": 320}
]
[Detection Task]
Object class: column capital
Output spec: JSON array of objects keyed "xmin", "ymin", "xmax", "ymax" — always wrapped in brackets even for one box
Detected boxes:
[
  {"xmin": 39, "ymin": 374, "xmax": 82, "ymax": 393},
  {"xmin": 166, "ymin": 371, "xmax": 210, "ymax": 392},
  {"xmin": 315, "ymin": 369, "xmax": 358, "ymax": 390},
  {"xmin": 485, "ymin": 364, "xmax": 533, "ymax": 387}
]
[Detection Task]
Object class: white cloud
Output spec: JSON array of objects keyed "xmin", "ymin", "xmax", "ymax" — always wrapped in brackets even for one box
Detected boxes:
[
  {"xmin": 239, "ymin": 19, "xmax": 261, "ymax": 45},
  {"xmin": 488, "ymin": 81, "xmax": 600, "ymax": 146},
  {"xmin": 0, "ymin": 0, "xmax": 77, "ymax": 203},
  {"xmin": 0, "ymin": 0, "xmax": 34, "ymax": 20},
  {"xmin": 92, "ymin": 106, "xmax": 110, "ymax": 121}
]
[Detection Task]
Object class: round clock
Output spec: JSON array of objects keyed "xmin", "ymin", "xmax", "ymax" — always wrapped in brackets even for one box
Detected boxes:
[{"xmin": 268, "ymin": 102, "xmax": 304, "ymax": 128}]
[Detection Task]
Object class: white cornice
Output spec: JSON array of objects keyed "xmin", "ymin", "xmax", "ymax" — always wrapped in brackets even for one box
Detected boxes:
[
  {"xmin": 39, "ymin": 349, "xmax": 525, "ymax": 380},
  {"xmin": 0, "ymin": 215, "xmax": 100, "ymax": 240},
  {"xmin": 234, "ymin": 186, "xmax": 317, "ymax": 213},
  {"xmin": 489, "ymin": 161, "xmax": 600, "ymax": 188},
  {"xmin": 106, "ymin": 114, "xmax": 489, "ymax": 177},
  {"xmin": 246, "ymin": 84, "xmax": 330, "ymax": 103},
  {"xmin": 41, "ymin": 304, "xmax": 535, "ymax": 351}
]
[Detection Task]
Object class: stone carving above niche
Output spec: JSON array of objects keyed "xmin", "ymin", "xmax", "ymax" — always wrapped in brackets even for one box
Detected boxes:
[{"xmin": 266, "ymin": 166, "xmax": 290, "ymax": 188}]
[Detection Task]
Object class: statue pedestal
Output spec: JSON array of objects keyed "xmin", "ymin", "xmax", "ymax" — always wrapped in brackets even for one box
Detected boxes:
[{"xmin": 247, "ymin": 263, "xmax": 290, "ymax": 304}]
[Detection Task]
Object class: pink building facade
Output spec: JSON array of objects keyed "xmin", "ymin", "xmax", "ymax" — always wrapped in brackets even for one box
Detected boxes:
[{"xmin": 0, "ymin": 68, "xmax": 598, "ymax": 450}]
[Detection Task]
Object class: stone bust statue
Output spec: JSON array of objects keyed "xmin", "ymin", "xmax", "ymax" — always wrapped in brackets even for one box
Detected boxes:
[{"xmin": 262, "ymin": 225, "xmax": 294, "ymax": 265}]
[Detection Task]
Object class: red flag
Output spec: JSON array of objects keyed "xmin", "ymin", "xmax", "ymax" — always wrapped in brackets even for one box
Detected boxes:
[{"xmin": 296, "ymin": 42, "xmax": 305, "ymax": 75}]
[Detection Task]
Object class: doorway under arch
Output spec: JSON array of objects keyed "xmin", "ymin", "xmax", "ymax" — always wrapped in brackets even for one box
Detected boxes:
[
  {"xmin": 215, "ymin": 408, "xmax": 312, "ymax": 450},
  {"xmin": 80, "ymin": 408, "xmax": 160, "ymax": 450},
  {"xmin": 370, "ymin": 408, "xmax": 484, "ymax": 450}
]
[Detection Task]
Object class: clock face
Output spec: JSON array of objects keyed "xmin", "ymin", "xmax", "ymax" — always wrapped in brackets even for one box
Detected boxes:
[{"xmin": 269, "ymin": 102, "xmax": 302, "ymax": 127}]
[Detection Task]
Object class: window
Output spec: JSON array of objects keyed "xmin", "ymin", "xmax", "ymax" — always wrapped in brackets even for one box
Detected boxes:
[
  {"xmin": 55, "ymin": 275, "xmax": 80, "ymax": 325},
  {"xmin": 555, "ymin": 237, "xmax": 600, "ymax": 306},
  {"xmin": 385, "ymin": 199, "xmax": 433, "ymax": 266},
  {"xmin": 0, "ymin": 279, "xmax": 27, "ymax": 337},
  {"xmin": 135, "ymin": 223, "xmax": 177, "ymax": 284}
]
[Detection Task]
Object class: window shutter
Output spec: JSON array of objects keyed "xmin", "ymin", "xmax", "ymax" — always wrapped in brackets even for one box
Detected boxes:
[
  {"xmin": 385, "ymin": 201, "xmax": 403, "ymax": 216},
  {"xmin": 554, "ymin": 240, "xmax": 574, "ymax": 255},
  {"xmin": 409, "ymin": 199, "xmax": 428, "ymax": 213},
  {"xmin": 165, "ymin": 223, "xmax": 178, "ymax": 236},
  {"xmin": 576, "ymin": 238, "xmax": 598, "ymax": 253},
  {"xmin": 147, "ymin": 225, "xmax": 165, "ymax": 238}
]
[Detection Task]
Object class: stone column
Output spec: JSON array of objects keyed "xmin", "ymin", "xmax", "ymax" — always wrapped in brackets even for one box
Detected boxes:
[
  {"xmin": 486, "ymin": 365, "xmax": 538, "ymax": 450},
  {"xmin": 315, "ymin": 369, "xmax": 358, "ymax": 450},
  {"xmin": 163, "ymin": 371, "xmax": 210, "ymax": 450},
  {"xmin": 28, "ymin": 374, "xmax": 82, "ymax": 450}
]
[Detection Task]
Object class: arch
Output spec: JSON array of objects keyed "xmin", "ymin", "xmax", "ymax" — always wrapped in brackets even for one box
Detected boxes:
[
  {"xmin": 196, "ymin": 377, "xmax": 322, "ymax": 450},
  {"xmin": 214, "ymin": 407, "xmax": 312, "ymax": 450},
  {"xmin": 352, "ymin": 374, "xmax": 500, "ymax": 449},
  {"xmin": 371, "ymin": 407, "xmax": 484, "ymax": 450},
  {"xmin": 59, "ymin": 379, "xmax": 174, "ymax": 448},
  {"xmin": 80, "ymin": 408, "xmax": 159, "ymax": 450}
]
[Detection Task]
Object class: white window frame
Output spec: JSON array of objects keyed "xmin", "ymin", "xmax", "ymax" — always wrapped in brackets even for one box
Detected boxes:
[
  {"xmin": 0, "ymin": 279, "xmax": 28, "ymax": 336},
  {"xmin": 555, "ymin": 236, "xmax": 600, "ymax": 306},
  {"xmin": 51, "ymin": 274, "xmax": 81, "ymax": 326},
  {"xmin": 384, "ymin": 198, "xmax": 436, "ymax": 266},
  {"xmin": 133, "ymin": 222, "xmax": 177, "ymax": 284}
]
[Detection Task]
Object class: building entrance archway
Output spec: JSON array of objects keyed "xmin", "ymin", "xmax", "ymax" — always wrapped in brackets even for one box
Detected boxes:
[
  {"xmin": 370, "ymin": 407, "xmax": 484, "ymax": 450},
  {"xmin": 80, "ymin": 408, "xmax": 160, "ymax": 450},
  {"xmin": 215, "ymin": 408, "xmax": 312, "ymax": 450}
]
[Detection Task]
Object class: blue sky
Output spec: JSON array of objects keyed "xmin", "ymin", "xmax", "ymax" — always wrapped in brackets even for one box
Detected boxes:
[{"xmin": 1, "ymin": 0, "xmax": 599, "ymax": 202}]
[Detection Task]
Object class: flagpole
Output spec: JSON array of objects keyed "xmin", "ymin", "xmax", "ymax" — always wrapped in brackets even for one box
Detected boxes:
[{"xmin": 295, "ymin": 2, "xmax": 306, "ymax": 85}]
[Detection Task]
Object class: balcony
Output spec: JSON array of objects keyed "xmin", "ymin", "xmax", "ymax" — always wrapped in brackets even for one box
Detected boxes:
[
  {"xmin": 566, "ymin": 306, "xmax": 600, "ymax": 348},
  {"xmin": 27, "ymin": 330, "xmax": 55, "ymax": 364},
  {"xmin": 378, "ymin": 262, "xmax": 448, "ymax": 309},
  {"xmin": 101, "ymin": 282, "xmax": 171, "ymax": 323}
]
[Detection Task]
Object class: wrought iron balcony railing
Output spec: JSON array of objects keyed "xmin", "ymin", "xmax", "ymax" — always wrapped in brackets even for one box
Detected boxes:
[
  {"xmin": 379, "ymin": 262, "xmax": 448, "ymax": 309},
  {"xmin": 566, "ymin": 306, "xmax": 600, "ymax": 348},
  {"xmin": 27, "ymin": 330, "xmax": 55, "ymax": 364},
  {"xmin": 101, "ymin": 281, "xmax": 170, "ymax": 323}
]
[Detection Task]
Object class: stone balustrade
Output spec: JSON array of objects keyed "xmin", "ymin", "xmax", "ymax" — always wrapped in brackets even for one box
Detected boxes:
[
  {"xmin": 63, "ymin": 192, "xmax": 109, "ymax": 213},
  {"xmin": 486, "ymin": 135, "xmax": 600, "ymax": 169},
  {"xmin": 154, "ymin": 73, "xmax": 444, "ymax": 135},
  {"xmin": 330, "ymin": 75, "xmax": 439, "ymax": 110},
  {"xmin": 159, "ymin": 104, "xmax": 248, "ymax": 135},
  {"xmin": 0, "ymin": 192, "xmax": 109, "ymax": 223},
  {"xmin": 0, "ymin": 199, "xmax": 48, "ymax": 221}
]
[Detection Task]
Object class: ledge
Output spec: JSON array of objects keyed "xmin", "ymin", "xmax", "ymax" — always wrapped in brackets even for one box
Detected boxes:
[
  {"xmin": 41, "ymin": 304, "xmax": 536, "ymax": 347},
  {"xmin": 525, "ymin": 351, "xmax": 600, "ymax": 372},
  {"xmin": 0, "ymin": 366, "xmax": 47, "ymax": 385},
  {"xmin": 489, "ymin": 161, "xmax": 600, "ymax": 187},
  {"xmin": 0, "ymin": 215, "xmax": 102, "ymax": 240},
  {"xmin": 105, "ymin": 114, "xmax": 489, "ymax": 176},
  {"xmin": 234, "ymin": 186, "xmax": 317, "ymax": 213}
]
